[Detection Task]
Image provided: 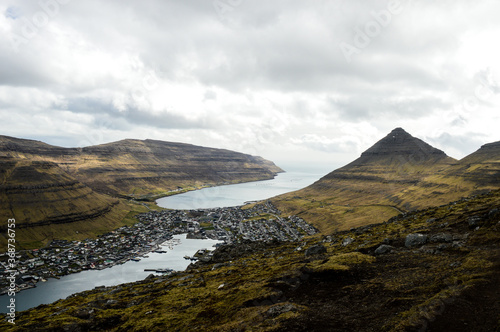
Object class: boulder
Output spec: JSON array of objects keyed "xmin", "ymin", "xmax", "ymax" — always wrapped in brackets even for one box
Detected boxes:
[
  {"xmin": 405, "ymin": 233, "xmax": 428, "ymax": 248},
  {"xmin": 266, "ymin": 303, "xmax": 298, "ymax": 317},
  {"xmin": 430, "ymin": 233, "xmax": 453, "ymax": 243},
  {"xmin": 468, "ymin": 216, "xmax": 481, "ymax": 228},
  {"xmin": 342, "ymin": 237, "xmax": 355, "ymax": 246},
  {"xmin": 304, "ymin": 244, "xmax": 327, "ymax": 257},
  {"xmin": 374, "ymin": 244, "xmax": 394, "ymax": 255}
]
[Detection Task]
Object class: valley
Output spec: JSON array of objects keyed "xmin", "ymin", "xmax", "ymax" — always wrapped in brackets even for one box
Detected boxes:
[
  {"xmin": 3, "ymin": 187, "xmax": 499, "ymax": 331},
  {"xmin": 1, "ymin": 128, "xmax": 500, "ymax": 331},
  {"xmin": 0, "ymin": 202, "xmax": 317, "ymax": 297}
]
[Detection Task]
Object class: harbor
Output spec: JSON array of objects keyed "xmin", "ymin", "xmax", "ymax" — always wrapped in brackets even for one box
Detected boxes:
[{"xmin": 0, "ymin": 234, "xmax": 221, "ymax": 313}]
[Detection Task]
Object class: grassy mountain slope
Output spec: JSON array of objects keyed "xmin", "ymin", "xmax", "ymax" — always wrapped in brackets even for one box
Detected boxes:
[
  {"xmin": 0, "ymin": 157, "xmax": 148, "ymax": 249},
  {"xmin": 0, "ymin": 136, "xmax": 283, "ymax": 199},
  {"xmin": 4, "ymin": 189, "xmax": 500, "ymax": 331},
  {"xmin": 273, "ymin": 128, "xmax": 460, "ymax": 233},
  {"xmin": 0, "ymin": 135, "xmax": 282, "ymax": 249},
  {"xmin": 437, "ymin": 140, "xmax": 500, "ymax": 188}
]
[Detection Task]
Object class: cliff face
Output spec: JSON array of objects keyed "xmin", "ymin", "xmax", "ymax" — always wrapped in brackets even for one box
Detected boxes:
[
  {"xmin": 0, "ymin": 136, "xmax": 283, "ymax": 197},
  {"xmin": 0, "ymin": 160, "xmax": 115, "ymax": 229},
  {"xmin": 0, "ymin": 157, "xmax": 134, "ymax": 249}
]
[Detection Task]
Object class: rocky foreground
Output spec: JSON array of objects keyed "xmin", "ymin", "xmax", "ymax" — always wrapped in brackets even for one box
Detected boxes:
[{"xmin": 3, "ymin": 189, "xmax": 500, "ymax": 331}]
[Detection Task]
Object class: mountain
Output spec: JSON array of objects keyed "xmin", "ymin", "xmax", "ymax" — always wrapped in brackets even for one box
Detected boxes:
[
  {"xmin": 0, "ymin": 158, "xmax": 136, "ymax": 249},
  {"xmin": 0, "ymin": 136, "xmax": 283, "ymax": 198},
  {"xmin": 0, "ymin": 135, "xmax": 282, "ymax": 249},
  {"xmin": 272, "ymin": 128, "xmax": 500, "ymax": 233},
  {"xmin": 438, "ymin": 140, "xmax": 500, "ymax": 188},
  {"xmin": 5, "ymin": 189, "xmax": 500, "ymax": 331},
  {"xmin": 272, "ymin": 128, "xmax": 459, "ymax": 233},
  {"xmin": 344, "ymin": 127, "xmax": 452, "ymax": 166}
]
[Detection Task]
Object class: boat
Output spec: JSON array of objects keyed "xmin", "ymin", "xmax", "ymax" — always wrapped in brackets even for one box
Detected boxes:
[
  {"xmin": 154, "ymin": 249, "xmax": 167, "ymax": 254},
  {"xmin": 184, "ymin": 255, "xmax": 191, "ymax": 260},
  {"xmin": 155, "ymin": 268, "xmax": 173, "ymax": 273},
  {"xmin": 131, "ymin": 257, "xmax": 141, "ymax": 262}
]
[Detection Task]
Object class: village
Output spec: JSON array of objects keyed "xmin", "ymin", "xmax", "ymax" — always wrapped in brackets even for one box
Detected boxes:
[{"xmin": 0, "ymin": 202, "xmax": 317, "ymax": 295}]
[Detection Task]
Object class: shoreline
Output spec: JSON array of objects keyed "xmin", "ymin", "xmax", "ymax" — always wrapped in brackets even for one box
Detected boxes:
[
  {"xmin": 0, "ymin": 234, "xmax": 222, "ymax": 313},
  {"xmin": 124, "ymin": 172, "xmax": 283, "ymax": 203}
]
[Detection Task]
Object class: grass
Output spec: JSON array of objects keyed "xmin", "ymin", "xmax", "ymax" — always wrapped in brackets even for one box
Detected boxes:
[
  {"xmin": 0, "ymin": 200, "xmax": 151, "ymax": 250},
  {"xmin": 4, "ymin": 189, "xmax": 500, "ymax": 331},
  {"xmin": 271, "ymin": 157, "xmax": 492, "ymax": 234}
]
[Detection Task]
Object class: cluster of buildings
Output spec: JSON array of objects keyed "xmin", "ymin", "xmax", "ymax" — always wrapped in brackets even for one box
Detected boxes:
[
  {"xmin": 0, "ymin": 202, "xmax": 317, "ymax": 295},
  {"xmin": 0, "ymin": 221, "xmax": 173, "ymax": 294},
  {"xmin": 137, "ymin": 201, "xmax": 318, "ymax": 243}
]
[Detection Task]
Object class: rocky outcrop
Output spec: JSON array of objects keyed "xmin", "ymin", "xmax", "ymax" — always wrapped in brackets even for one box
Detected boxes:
[{"xmin": 405, "ymin": 233, "xmax": 428, "ymax": 248}]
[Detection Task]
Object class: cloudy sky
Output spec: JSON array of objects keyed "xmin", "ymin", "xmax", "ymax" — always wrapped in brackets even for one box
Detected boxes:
[{"xmin": 1, "ymin": 0, "xmax": 500, "ymax": 170}]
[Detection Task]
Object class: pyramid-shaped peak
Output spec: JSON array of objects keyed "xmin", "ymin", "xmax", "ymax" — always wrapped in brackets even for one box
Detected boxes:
[
  {"xmin": 359, "ymin": 128, "xmax": 450, "ymax": 163},
  {"xmin": 390, "ymin": 127, "xmax": 410, "ymax": 135}
]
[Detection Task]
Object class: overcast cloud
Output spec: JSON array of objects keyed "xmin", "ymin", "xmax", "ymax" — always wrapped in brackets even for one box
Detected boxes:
[{"xmin": 1, "ymin": 0, "xmax": 500, "ymax": 170}]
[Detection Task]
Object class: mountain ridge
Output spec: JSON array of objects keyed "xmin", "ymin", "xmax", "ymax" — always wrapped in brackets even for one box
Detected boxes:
[
  {"xmin": 273, "ymin": 128, "xmax": 499, "ymax": 233},
  {"xmin": 0, "ymin": 135, "xmax": 283, "ymax": 249},
  {"xmin": 0, "ymin": 135, "xmax": 283, "ymax": 197},
  {"xmin": 358, "ymin": 127, "xmax": 449, "ymax": 161}
]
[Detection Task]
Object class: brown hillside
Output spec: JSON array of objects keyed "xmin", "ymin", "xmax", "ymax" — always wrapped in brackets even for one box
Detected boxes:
[
  {"xmin": 0, "ymin": 135, "xmax": 282, "ymax": 249},
  {"xmin": 0, "ymin": 136, "xmax": 283, "ymax": 198},
  {"xmin": 272, "ymin": 128, "xmax": 499, "ymax": 234},
  {"xmin": 0, "ymin": 158, "xmax": 137, "ymax": 249}
]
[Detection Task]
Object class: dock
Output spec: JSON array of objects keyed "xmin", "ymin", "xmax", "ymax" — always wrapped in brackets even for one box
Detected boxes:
[{"xmin": 144, "ymin": 268, "xmax": 173, "ymax": 273}]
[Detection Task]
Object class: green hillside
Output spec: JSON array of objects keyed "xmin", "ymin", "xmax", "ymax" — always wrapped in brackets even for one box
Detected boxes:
[
  {"xmin": 0, "ymin": 135, "xmax": 282, "ymax": 249},
  {"xmin": 0, "ymin": 136, "xmax": 283, "ymax": 199},
  {"xmin": 3, "ymin": 189, "xmax": 499, "ymax": 331},
  {"xmin": 273, "ymin": 128, "xmax": 499, "ymax": 234}
]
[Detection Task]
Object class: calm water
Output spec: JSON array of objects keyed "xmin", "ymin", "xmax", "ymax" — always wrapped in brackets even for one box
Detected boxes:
[
  {"xmin": 2, "ymin": 167, "xmax": 328, "ymax": 313},
  {"xmin": 0, "ymin": 234, "xmax": 221, "ymax": 313},
  {"xmin": 157, "ymin": 169, "xmax": 324, "ymax": 209}
]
